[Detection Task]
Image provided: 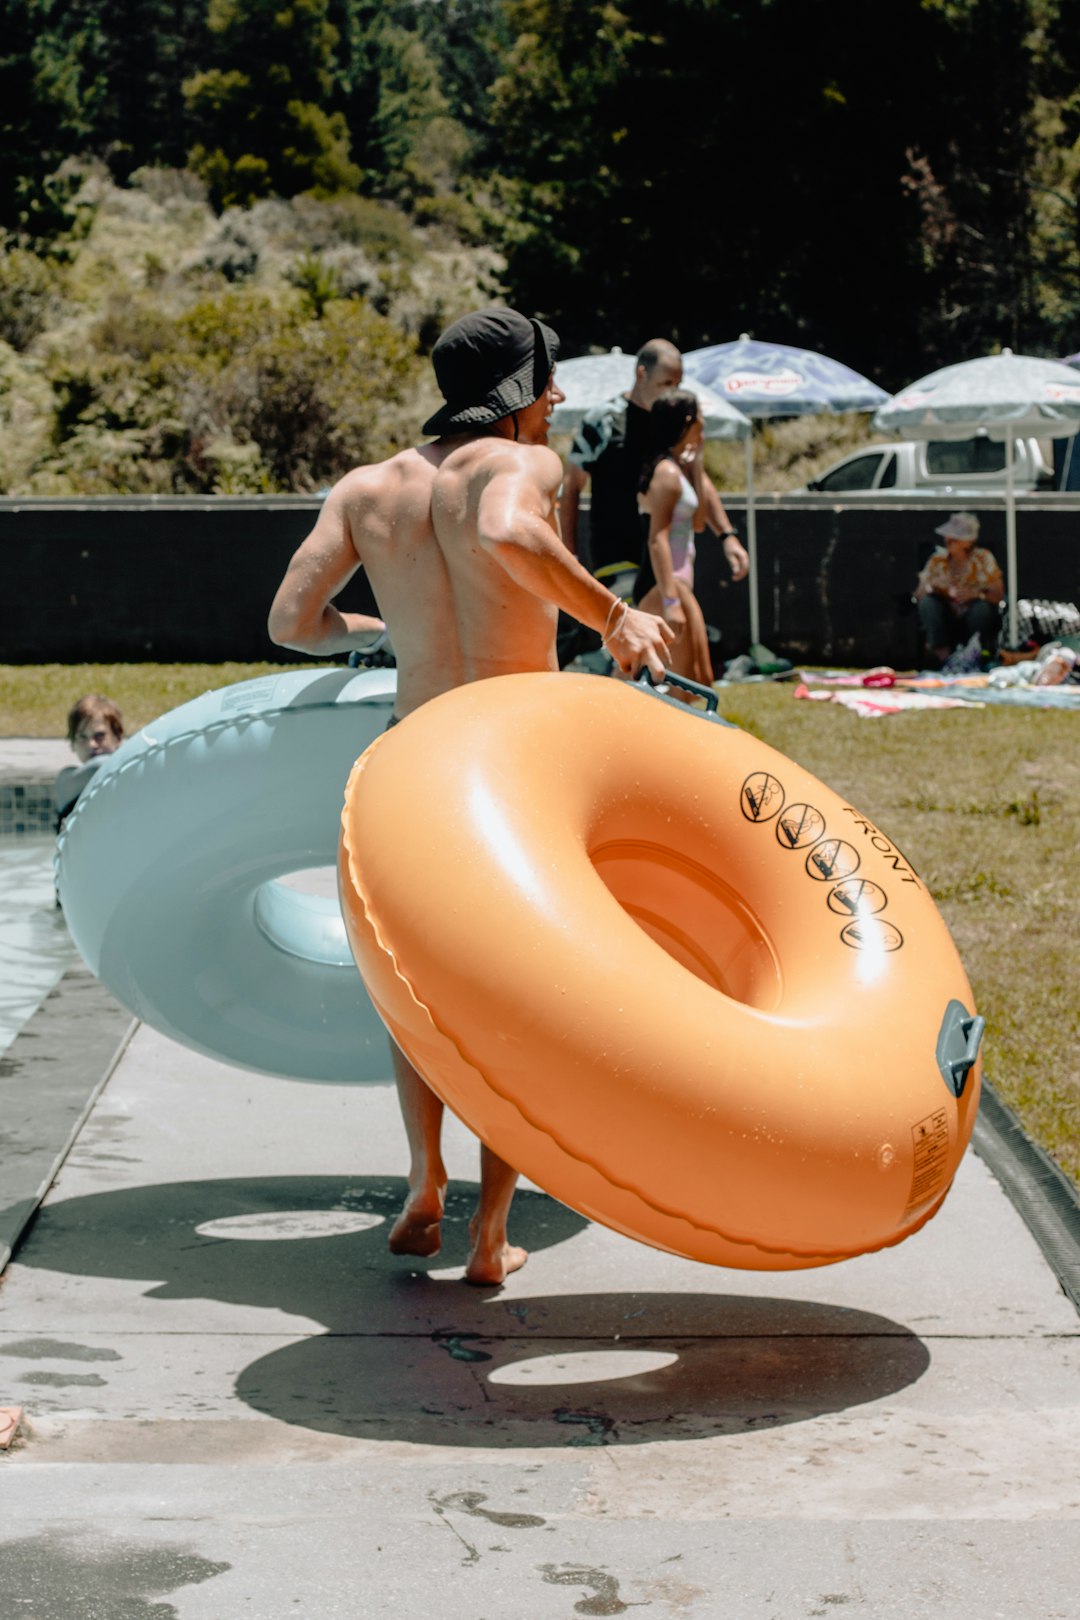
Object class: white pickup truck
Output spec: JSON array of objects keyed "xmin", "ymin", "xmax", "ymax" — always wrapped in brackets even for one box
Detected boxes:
[{"xmin": 801, "ymin": 437, "xmax": 1054, "ymax": 495}]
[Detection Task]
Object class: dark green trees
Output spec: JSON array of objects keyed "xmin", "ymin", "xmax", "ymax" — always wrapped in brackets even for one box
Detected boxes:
[{"xmin": 184, "ymin": 0, "xmax": 361, "ymax": 207}]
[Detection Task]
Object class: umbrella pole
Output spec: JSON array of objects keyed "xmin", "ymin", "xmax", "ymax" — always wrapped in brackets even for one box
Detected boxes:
[
  {"xmin": 1005, "ymin": 436, "xmax": 1018, "ymax": 648},
  {"xmin": 745, "ymin": 435, "xmax": 760, "ymax": 646}
]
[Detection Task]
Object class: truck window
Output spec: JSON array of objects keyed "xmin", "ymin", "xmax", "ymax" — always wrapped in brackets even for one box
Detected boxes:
[
  {"xmin": 817, "ymin": 453, "xmax": 884, "ymax": 492},
  {"xmin": 926, "ymin": 439, "xmax": 1006, "ymax": 475},
  {"xmin": 879, "ymin": 453, "xmax": 897, "ymax": 488}
]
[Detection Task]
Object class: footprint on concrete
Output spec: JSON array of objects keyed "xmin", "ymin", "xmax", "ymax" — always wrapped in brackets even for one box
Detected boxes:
[
  {"xmin": 540, "ymin": 1562, "xmax": 639, "ymax": 1616},
  {"xmin": 433, "ymin": 1489, "xmax": 546, "ymax": 1529}
]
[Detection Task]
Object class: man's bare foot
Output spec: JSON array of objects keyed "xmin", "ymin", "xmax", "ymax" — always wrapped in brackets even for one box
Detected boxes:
[
  {"xmin": 465, "ymin": 1216, "xmax": 528, "ymax": 1286},
  {"xmin": 389, "ymin": 1191, "xmax": 445, "ymax": 1258}
]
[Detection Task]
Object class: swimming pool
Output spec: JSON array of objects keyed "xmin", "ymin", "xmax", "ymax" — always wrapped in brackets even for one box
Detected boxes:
[{"xmin": 0, "ymin": 837, "xmax": 79, "ymax": 1058}]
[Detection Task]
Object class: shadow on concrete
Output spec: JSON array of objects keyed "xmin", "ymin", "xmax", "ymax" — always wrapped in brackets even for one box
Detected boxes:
[
  {"xmin": 17, "ymin": 1175, "xmax": 930, "ymax": 1448},
  {"xmin": 15, "ymin": 1174, "xmax": 587, "ymax": 1333}
]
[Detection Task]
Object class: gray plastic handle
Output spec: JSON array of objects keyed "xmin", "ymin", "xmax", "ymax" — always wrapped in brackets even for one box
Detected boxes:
[
  {"xmin": 936, "ymin": 1000, "xmax": 986, "ymax": 1098},
  {"xmin": 635, "ymin": 668, "xmax": 720, "ymax": 713}
]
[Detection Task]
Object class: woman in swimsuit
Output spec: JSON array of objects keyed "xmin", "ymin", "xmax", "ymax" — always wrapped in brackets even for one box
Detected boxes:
[{"xmin": 634, "ymin": 390, "xmax": 714, "ymax": 690}]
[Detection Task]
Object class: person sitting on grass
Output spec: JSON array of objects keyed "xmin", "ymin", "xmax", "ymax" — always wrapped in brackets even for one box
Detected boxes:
[{"xmin": 914, "ymin": 512, "xmax": 1004, "ymax": 667}]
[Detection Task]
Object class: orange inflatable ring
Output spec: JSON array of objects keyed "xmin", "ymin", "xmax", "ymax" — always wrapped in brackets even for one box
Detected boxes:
[{"xmin": 338, "ymin": 672, "xmax": 983, "ymax": 1270}]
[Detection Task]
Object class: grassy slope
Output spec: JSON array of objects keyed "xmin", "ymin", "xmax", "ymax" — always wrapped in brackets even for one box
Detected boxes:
[{"xmin": 3, "ymin": 661, "xmax": 1076, "ymax": 1187}]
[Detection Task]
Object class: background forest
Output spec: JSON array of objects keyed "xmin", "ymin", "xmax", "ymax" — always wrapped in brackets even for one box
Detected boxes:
[{"xmin": 4, "ymin": 0, "xmax": 1080, "ymax": 493}]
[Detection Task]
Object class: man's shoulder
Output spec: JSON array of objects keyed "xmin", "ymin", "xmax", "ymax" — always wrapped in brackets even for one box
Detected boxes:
[
  {"xmin": 485, "ymin": 439, "xmax": 563, "ymax": 492},
  {"xmin": 334, "ymin": 448, "xmax": 434, "ymax": 503},
  {"xmin": 443, "ymin": 436, "xmax": 560, "ymax": 478}
]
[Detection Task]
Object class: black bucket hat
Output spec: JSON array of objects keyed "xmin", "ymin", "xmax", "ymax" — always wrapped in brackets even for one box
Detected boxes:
[{"xmin": 422, "ymin": 307, "xmax": 560, "ymax": 437}]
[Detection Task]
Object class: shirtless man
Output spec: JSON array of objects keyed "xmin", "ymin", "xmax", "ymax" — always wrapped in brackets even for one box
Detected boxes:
[{"xmin": 268, "ymin": 306, "xmax": 672, "ymax": 1285}]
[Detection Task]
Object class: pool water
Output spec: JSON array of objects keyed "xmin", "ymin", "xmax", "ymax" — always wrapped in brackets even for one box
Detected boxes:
[{"xmin": 0, "ymin": 837, "xmax": 79, "ymax": 1058}]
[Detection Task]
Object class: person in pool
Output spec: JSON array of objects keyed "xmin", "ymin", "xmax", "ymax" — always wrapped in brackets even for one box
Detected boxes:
[
  {"xmin": 269, "ymin": 305, "xmax": 672, "ymax": 1286},
  {"xmin": 54, "ymin": 694, "xmax": 125, "ymax": 831}
]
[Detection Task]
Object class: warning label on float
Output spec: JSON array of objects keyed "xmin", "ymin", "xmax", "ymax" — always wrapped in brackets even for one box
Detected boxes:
[
  {"xmin": 741, "ymin": 771, "xmax": 784, "ymax": 822},
  {"xmin": 904, "ymin": 1107, "xmax": 950, "ymax": 1213}
]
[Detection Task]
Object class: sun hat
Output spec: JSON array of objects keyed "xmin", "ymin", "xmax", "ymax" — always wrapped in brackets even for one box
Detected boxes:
[
  {"xmin": 422, "ymin": 307, "xmax": 560, "ymax": 437},
  {"xmin": 935, "ymin": 512, "xmax": 980, "ymax": 541}
]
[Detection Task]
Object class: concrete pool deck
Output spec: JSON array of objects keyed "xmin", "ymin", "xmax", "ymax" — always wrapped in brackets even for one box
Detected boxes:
[
  {"xmin": 1, "ymin": 979, "xmax": 1078, "ymax": 1618},
  {"xmin": 0, "ymin": 737, "xmax": 1078, "ymax": 1615}
]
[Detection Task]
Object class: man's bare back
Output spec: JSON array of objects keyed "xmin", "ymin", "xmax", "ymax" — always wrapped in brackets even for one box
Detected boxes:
[
  {"xmin": 431, "ymin": 435, "xmax": 564, "ymax": 681},
  {"xmin": 269, "ymin": 443, "xmax": 465, "ymax": 719}
]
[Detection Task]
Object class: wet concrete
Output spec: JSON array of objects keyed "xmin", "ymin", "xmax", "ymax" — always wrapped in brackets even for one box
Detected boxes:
[
  {"xmin": 0, "ymin": 967, "xmax": 135, "ymax": 1270},
  {"xmin": 1, "ymin": 1017, "xmax": 1078, "ymax": 1618}
]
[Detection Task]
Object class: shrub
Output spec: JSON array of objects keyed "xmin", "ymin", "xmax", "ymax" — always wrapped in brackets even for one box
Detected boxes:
[
  {"xmin": 189, "ymin": 144, "xmax": 273, "ymax": 212},
  {"xmin": 0, "ymin": 249, "xmax": 63, "ymax": 351},
  {"xmin": 37, "ymin": 283, "xmax": 422, "ymax": 492},
  {"xmin": 292, "ymin": 195, "xmax": 420, "ymax": 263},
  {"xmin": 285, "ymin": 253, "xmax": 342, "ymax": 319},
  {"xmin": 167, "ymin": 291, "xmax": 421, "ymax": 489},
  {"xmin": 0, "ymin": 343, "xmax": 54, "ymax": 489}
]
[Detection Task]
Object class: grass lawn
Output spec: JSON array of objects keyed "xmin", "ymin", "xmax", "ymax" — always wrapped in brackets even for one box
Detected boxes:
[{"xmin": 4, "ymin": 661, "xmax": 1078, "ymax": 1189}]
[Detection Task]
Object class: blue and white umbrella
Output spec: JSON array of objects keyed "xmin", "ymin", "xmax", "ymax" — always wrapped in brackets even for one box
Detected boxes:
[
  {"xmin": 874, "ymin": 349, "xmax": 1080, "ymax": 646},
  {"xmin": 683, "ymin": 336, "xmax": 890, "ymax": 418},
  {"xmin": 550, "ymin": 350, "xmax": 750, "ymax": 440},
  {"xmin": 683, "ymin": 337, "xmax": 890, "ymax": 644}
]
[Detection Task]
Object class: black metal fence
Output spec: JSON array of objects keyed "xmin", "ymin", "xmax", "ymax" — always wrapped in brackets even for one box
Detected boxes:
[{"xmin": 2, "ymin": 493, "xmax": 1077, "ymax": 666}]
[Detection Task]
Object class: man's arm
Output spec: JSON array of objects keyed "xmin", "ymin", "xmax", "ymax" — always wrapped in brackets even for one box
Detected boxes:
[
  {"xmin": 268, "ymin": 478, "xmax": 385, "ymax": 655},
  {"xmin": 478, "ymin": 448, "xmax": 673, "ymax": 678}
]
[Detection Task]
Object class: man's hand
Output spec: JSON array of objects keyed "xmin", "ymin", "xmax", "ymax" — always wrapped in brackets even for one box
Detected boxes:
[
  {"xmin": 606, "ymin": 605, "xmax": 675, "ymax": 681},
  {"xmin": 723, "ymin": 533, "xmax": 750, "ymax": 582}
]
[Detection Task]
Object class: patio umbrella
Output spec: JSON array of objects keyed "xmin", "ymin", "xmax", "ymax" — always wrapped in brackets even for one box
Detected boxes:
[
  {"xmin": 550, "ymin": 349, "xmax": 751, "ymax": 440},
  {"xmin": 873, "ymin": 349, "xmax": 1080, "ymax": 647},
  {"xmin": 683, "ymin": 337, "xmax": 890, "ymax": 644}
]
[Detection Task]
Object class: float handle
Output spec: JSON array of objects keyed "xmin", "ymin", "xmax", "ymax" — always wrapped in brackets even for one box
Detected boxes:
[
  {"xmin": 936, "ymin": 1001, "xmax": 986, "ymax": 1098},
  {"xmin": 635, "ymin": 668, "xmax": 719, "ymax": 713}
]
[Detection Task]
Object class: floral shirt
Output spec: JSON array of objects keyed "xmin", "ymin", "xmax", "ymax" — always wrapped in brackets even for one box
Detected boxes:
[{"xmin": 918, "ymin": 546, "xmax": 1003, "ymax": 615}]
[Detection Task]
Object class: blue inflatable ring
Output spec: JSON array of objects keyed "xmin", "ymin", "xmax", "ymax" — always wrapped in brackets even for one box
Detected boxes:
[{"xmin": 57, "ymin": 668, "xmax": 397, "ymax": 1083}]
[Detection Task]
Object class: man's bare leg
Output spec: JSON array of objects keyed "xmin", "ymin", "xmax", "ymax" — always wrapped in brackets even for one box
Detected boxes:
[
  {"xmin": 466, "ymin": 1143, "xmax": 528, "ymax": 1286},
  {"xmin": 388, "ymin": 1040, "xmax": 447, "ymax": 1257}
]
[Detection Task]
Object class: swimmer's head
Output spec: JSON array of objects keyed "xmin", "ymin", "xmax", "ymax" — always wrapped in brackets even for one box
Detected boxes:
[
  {"xmin": 422, "ymin": 307, "xmax": 561, "ymax": 439},
  {"xmin": 68, "ymin": 694, "xmax": 124, "ymax": 763}
]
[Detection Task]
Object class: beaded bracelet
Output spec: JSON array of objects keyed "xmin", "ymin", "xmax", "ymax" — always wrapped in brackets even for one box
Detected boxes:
[{"xmin": 602, "ymin": 600, "xmax": 629, "ymax": 648}]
